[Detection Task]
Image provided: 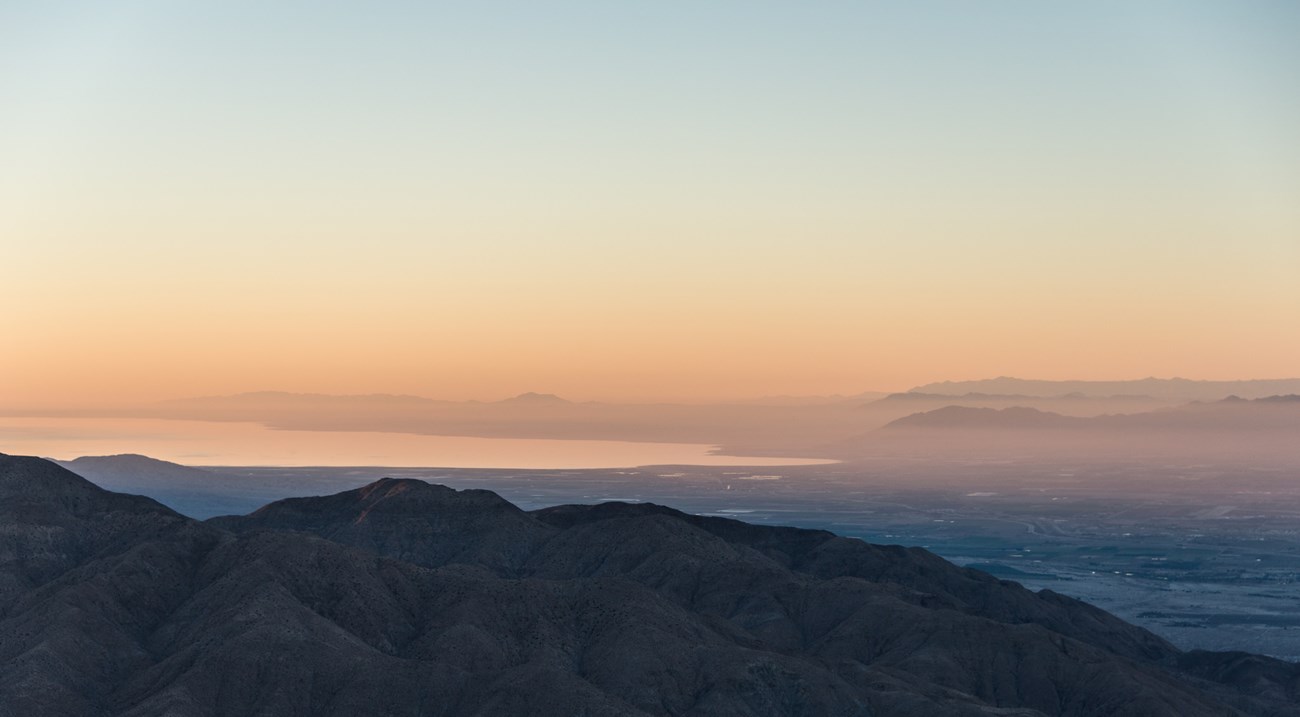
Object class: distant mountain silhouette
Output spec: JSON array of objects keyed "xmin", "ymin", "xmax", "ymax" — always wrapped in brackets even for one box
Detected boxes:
[
  {"xmin": 58, "ymin": 453, "xmax": 222, "ymax": 489},
  {"xmin": 494, "ymin": 392, "xmax": 571, "ymax": 405},
  {"xmin": 907, "ymin": 377, "xmax": 1300, "ymax": 401},
  {"xmin": 57, "ymin": 454, "xmax": 291, "ymax": 519},
  {"xmin": 876, "ymin": 391, "xmax": 1160, "ymax": 402},
  {"xmin": 2, "ymin": 453, "xmax": 1297, "ymax": 715},
  {"xmin": 863, "ymin": 391, "xmax": 1177, "ymax": 419},
  {"xmin": 885, "ymin": 405, "xmax": 1087, "ymax": 430},
  {"xmin": 883, "ymin": 396, "xmax": 1300, "ymax": 433},
  {"xmin": 832, "ymin": 396, "xmax": 1300, "ymax": 463}
]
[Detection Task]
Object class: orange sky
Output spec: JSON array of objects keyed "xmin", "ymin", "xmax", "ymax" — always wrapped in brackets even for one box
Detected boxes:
[{"xmin": 2, "ymin": 3, "xmax": 1298, "ymax": 408}]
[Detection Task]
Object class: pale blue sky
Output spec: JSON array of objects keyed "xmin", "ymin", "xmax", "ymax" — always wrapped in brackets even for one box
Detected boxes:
[{"xmin": 2, "ymin": 1, "xmax": 1298, "ymax": 402}]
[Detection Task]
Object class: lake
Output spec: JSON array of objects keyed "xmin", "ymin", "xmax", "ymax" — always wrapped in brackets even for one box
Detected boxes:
[{"xmin": 0, "ymin": 416, "xmax": 834, "ymax": 469}]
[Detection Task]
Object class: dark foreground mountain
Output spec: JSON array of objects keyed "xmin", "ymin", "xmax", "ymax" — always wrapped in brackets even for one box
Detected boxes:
[{"xmin": 2, "ymin": 453, "xmax": 1297, "ymax": 716}]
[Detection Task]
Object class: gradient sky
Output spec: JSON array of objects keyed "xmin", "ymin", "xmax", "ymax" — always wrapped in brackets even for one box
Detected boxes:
[{"xmin": 2, "ymin": 1, "xmax": 1298, "ymax": 406}]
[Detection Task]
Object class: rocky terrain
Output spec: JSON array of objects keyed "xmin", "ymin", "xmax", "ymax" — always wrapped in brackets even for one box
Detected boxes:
[{"xmin": 3, "ymin": 452, "xmax": 1298, "ymax": 716}]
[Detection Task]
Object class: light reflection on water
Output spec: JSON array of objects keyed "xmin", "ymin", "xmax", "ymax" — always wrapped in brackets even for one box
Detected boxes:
[{"xmin": 0, "ymin": 416, "xmax": 834, "ymax": 469}]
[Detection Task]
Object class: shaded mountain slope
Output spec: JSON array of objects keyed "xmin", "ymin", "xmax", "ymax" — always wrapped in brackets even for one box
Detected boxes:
[
  {"xmin": 2, "ymin": 453, "xmax": 1298, "ymax": 716},
  {"xmin": 0, "ymin": 454, "xmax": 191, "ymax": 609},
  {"xmin": 208, "ymin": 477, "xmax": 554, "ymax": 573},
  {"xmin": 56, "ymin": 454, "xmax": 271, "ymax": 519},
  {"xmin": 220, "ymin": 487, "xmax": 1174, "ymax": 662},
  {"xmin": 528, "ymin": 501, "xmax": 1174, "ymax": 662}
]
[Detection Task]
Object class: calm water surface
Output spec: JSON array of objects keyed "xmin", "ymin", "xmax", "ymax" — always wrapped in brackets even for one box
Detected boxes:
[{"xmin": 0, "ymin": 416, "xmax": 833, "ymax": 468}]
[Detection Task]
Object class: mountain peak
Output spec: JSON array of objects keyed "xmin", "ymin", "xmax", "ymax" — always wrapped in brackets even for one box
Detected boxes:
[
  {"xmin": 498, "ymin": 392, "xmax": 569, "ymax": 405},
  {"xmin": 354, "ymin": 476, "xmax": 456, "ymax": 501},
  {"xmin": 211, "ymin": 478, "xmax": 552, "ymax": 572},
  {"xmin": 246, "ymin": 477, "xmax": 513, "ymax": 517},
  {"xmin": 0, "ymin": 454, "xmax": 188, "ymax": 593},
  {"xmin": 0, "ymin": 454, "xmax": 182, "ymax": 518},
  {"xmin": 1, "ymin": 453, "xmax": 128, "ymax": 502},
  {"xmin": 63, "ymin": 453, "xmax": 191, "ymax": 469}
]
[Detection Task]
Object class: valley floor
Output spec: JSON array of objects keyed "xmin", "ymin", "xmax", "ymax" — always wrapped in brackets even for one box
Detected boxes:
[{"xmin": 199, "ymin": 460, "xmax": 1300, "ymax": 662}]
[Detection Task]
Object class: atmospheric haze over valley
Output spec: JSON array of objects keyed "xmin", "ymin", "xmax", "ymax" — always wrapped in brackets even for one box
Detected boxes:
[{"xmin": 5, "ymin": 376, "xmax": 1300, "ymax": 670}]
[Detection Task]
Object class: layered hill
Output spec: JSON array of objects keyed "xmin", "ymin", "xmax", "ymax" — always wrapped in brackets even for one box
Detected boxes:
[
  {"xmin": 56, "ymin": 454, "xmax": 279, "ymax": 519},
  {"xmin": 906, "ymin": 377, "xmax": 1300, "ymax": 402},
  {"xmin": 861, "ymin": 391, "xmax": 1177, "ymax": 418},
  {"xmin": 16, "ymin": 381, "xmax": 1295, "ymax": 462},
  {"xmin": 2, "ymin": 452, "xmax": 1298, "ymax": 716},
  {"xmin": 883, "ymin": 396, "xmax": 1300, "ymax": 432},
  {"xmin": 834, "ymin": 396, "xmax": 1300, "ymax": 462}
]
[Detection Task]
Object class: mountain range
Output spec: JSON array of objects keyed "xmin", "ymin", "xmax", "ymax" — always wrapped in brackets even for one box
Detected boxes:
[
  {"xmin": 830, "ymin": 396, "xmax": 1300, "ymax": 463},
  {"xmin": 2, "ymin": 452, "xmax": 1298, "ymax": 716},
  {"xmin": 7, "ymin": 378, "xmax": 1298, "ymax": 461},
  {"xmin": 907, "ymin": 378, "xmax": 1300, "ymax": 402},
  {"xmin": 883, "ymin": 395, "xmax": 1300, "ymax": 432}
]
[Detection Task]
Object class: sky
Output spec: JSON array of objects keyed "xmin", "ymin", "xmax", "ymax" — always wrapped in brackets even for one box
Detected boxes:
[{"xmin": 2, "ymin": 1, "xmax": 1298, "ymax": 407}]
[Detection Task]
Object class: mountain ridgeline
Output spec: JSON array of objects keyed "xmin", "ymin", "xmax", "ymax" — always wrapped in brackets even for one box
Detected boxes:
[
  {"xmin": 53, "ymin": 454, "xmax": 276, "ymax": 519},
  {"xmin": 2, "ymin": 453, "xmax": 1298, "ymax": 716},
  {"xmin": 906, "ymin": 378, "xmax": 1300, "ymax": 402},
  {"xmin": 29, "ymin": 377, "xmax": 1295, "ymax": 462},
  {"xmin": 837, "ymin": 395, "xmax": 1300, "ymax": 463}
]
